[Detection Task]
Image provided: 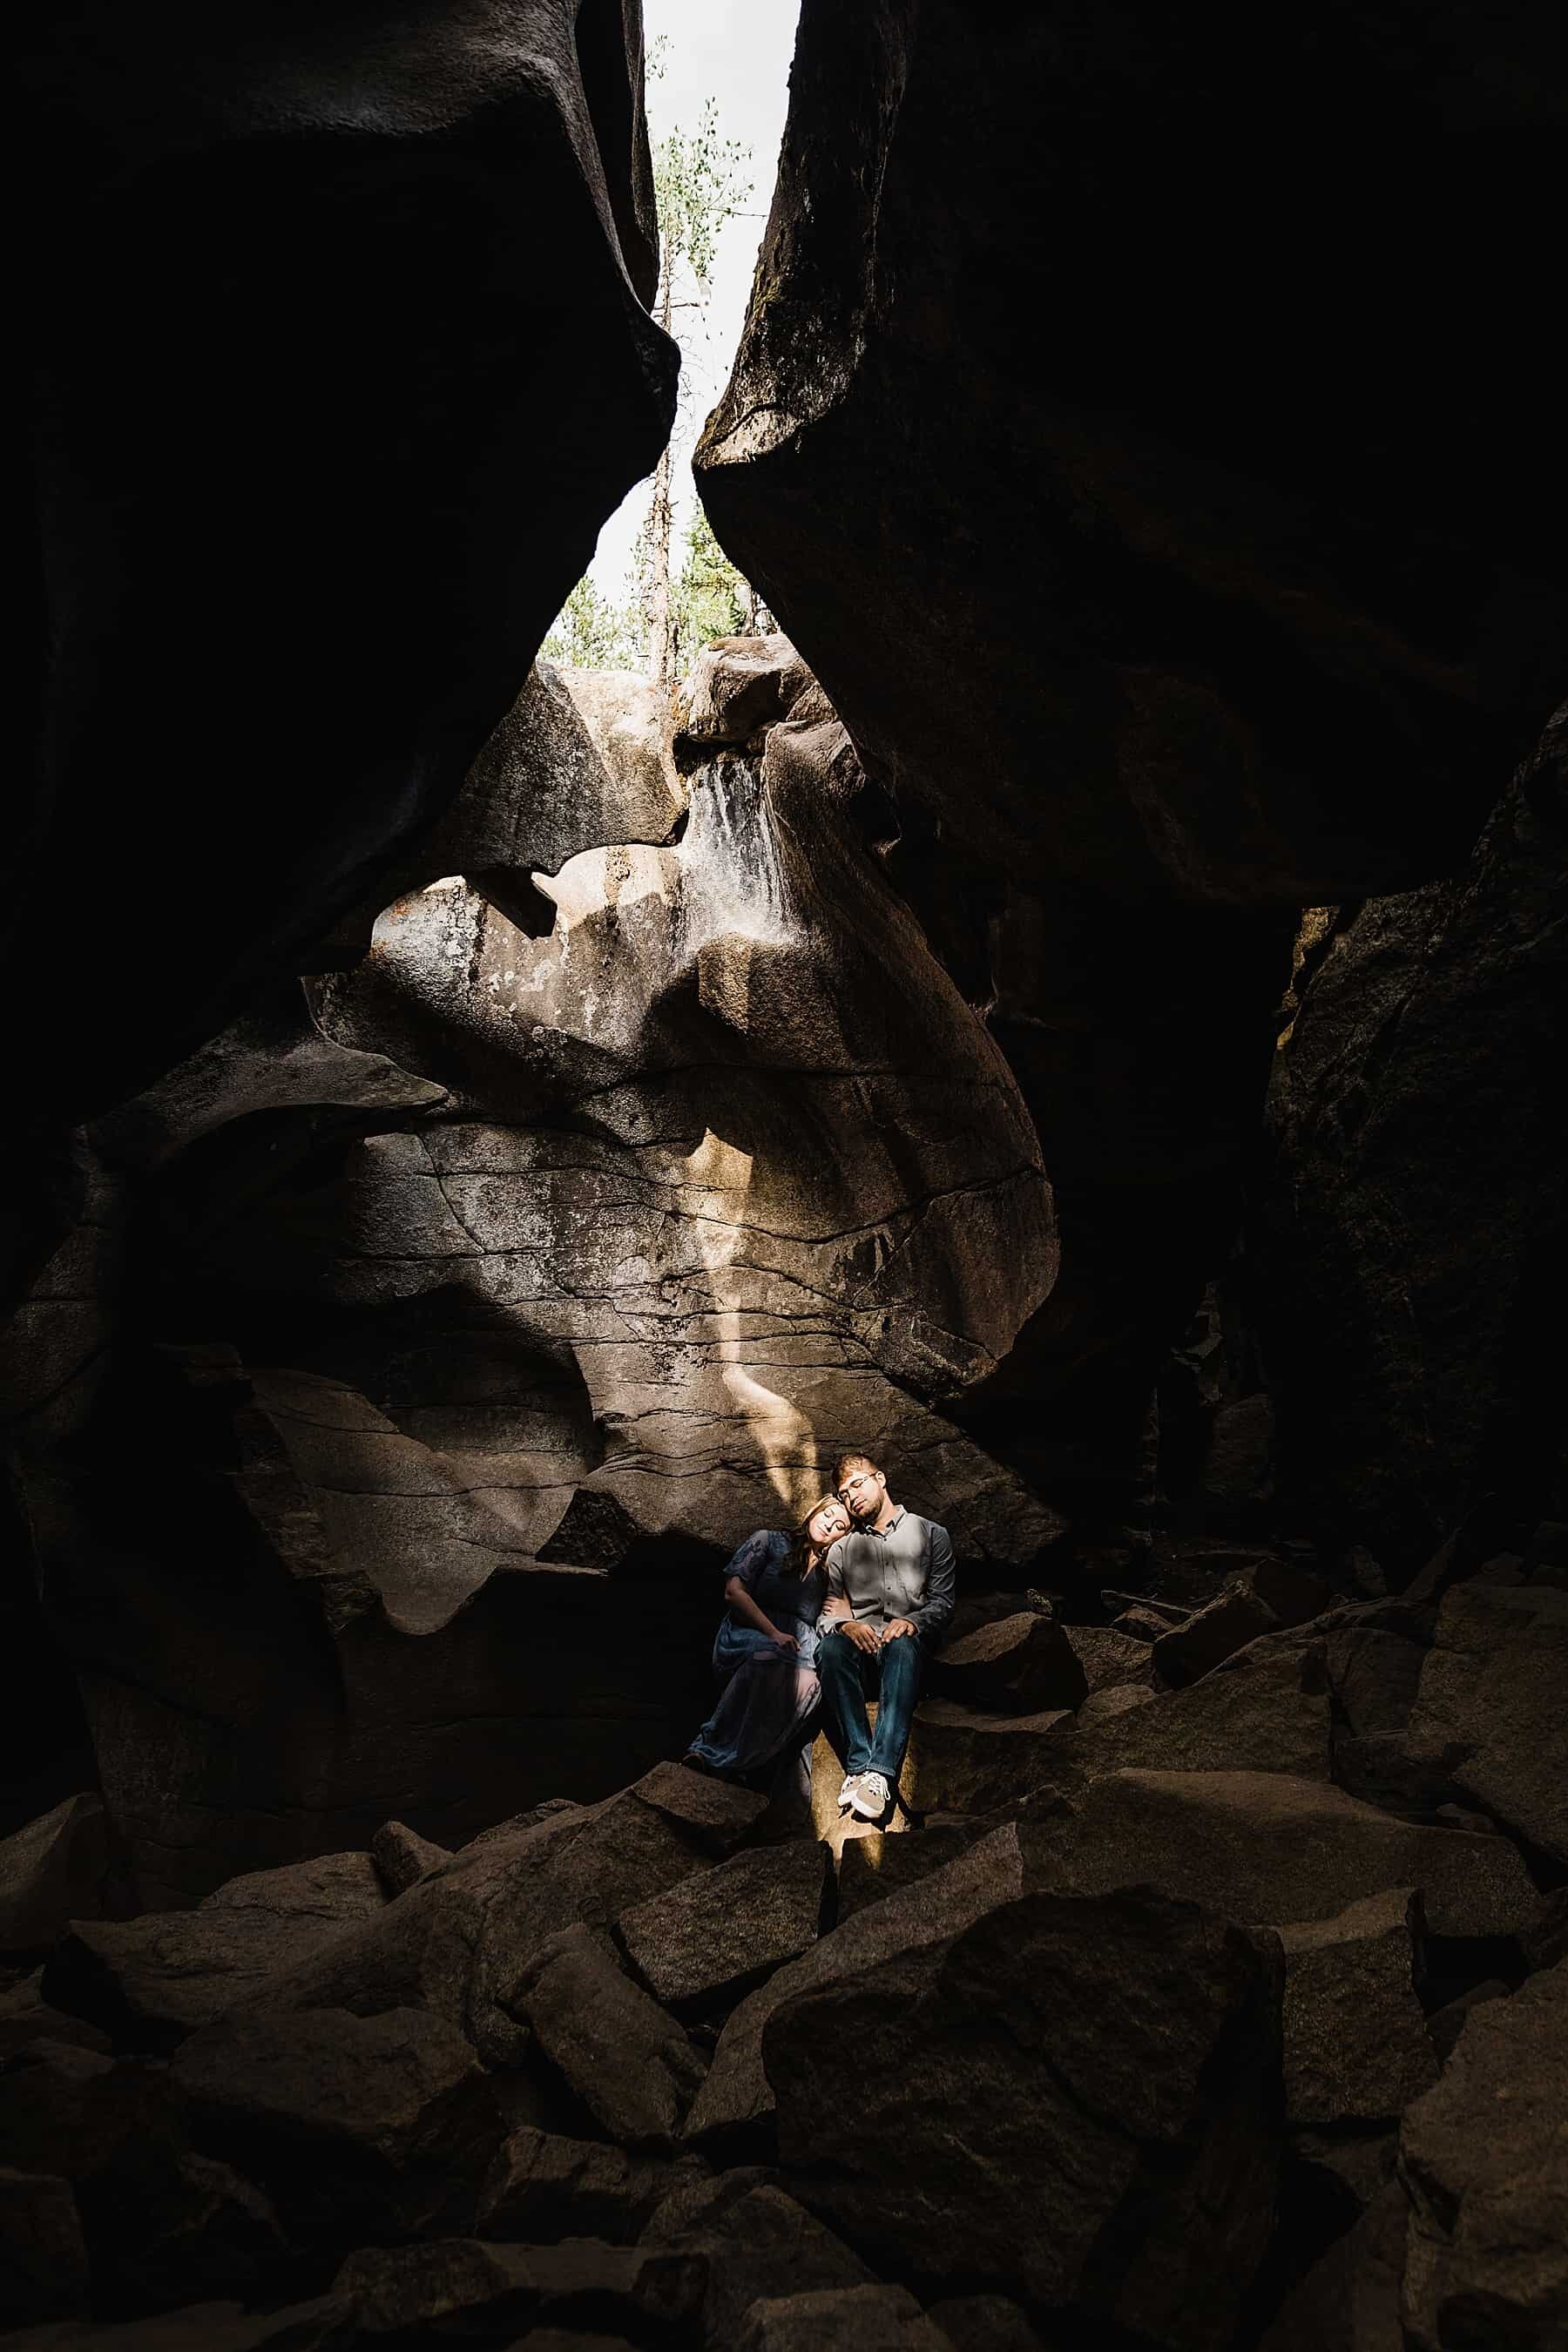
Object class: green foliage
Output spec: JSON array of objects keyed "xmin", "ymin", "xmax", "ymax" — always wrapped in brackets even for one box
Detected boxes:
[
  {"xmin": 672, "ymin": 508, "xmax": 747, "ymax": 670},
  {"xmin": 540, "ymin": 575, "xmax": 640, "ymax": 672},
  {"xmin": 539, "ymin": 92, "xmax": 757, "ymax": 685},
  {"xmin": 653, "ymin": 98, "xmax": 752, "ymax": 302}
]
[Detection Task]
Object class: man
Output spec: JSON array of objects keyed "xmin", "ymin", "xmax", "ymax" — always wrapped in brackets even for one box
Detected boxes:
[{"xmin": 816, "ymin": 1450, "xmax": 956, "ymax": 1822}]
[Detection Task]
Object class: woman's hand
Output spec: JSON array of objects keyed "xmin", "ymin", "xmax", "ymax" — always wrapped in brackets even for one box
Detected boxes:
[{"xmin": 769, "ymin": 1627, "xmax": 800, "ymax": 1652}]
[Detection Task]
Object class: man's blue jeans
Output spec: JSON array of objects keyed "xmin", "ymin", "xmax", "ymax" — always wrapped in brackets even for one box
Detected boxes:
[{"xmin": 818, "ymin": 1625, "xmax": 923, "ymax": 1784}]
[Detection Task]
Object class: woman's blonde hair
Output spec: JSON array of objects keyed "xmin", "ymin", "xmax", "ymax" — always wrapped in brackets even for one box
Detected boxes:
[{"xmin": 787, "ymin": 1493, "xmax": 846, "ymax": 1577}]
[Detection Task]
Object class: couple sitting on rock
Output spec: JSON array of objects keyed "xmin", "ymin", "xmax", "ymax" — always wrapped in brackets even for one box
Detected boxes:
[{"xmin": 680, "ymin": 1450, "xmax": 955, "ymax": 1828}]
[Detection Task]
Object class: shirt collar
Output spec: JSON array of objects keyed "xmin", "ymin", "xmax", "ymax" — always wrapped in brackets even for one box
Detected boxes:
[{"xmin": 868, "ymin": 1506, "xmax": 906, "ymax": 1538}]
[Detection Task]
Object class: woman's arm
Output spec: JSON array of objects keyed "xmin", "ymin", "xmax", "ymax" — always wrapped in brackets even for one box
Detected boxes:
[{"xmin": 724, "ymin": 1573, "xmax": 797, "ymax": 1648}]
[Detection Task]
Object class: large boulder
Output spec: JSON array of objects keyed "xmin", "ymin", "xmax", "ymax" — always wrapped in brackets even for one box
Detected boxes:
[
  {"xmin": 1395, "ymin": 1959, "xmax": 1568, "ymax": 2352},
  {"xmin": 172, "ymin": 2004, "xmax": 504, "ymax": 2247},
  {"xmin": 1151, "ymin": 1562, "xmax": 1329, "ymax": 1689},
  {"xmin": 904, "ymin": 1701, "xmax": 1076, "ymax": 1815},
  {"xmin": 766, "ymin": 1886, "xmax": 1285, "ymax": 2349},
  {"xmin": 1015, "ymin": 1625, "xmax": 1335, "ymax": 1801},
  {"xmin": 616, "ymin": 1835, "xmax": 829, "ymax": 2019},
  {"xmin": 242, "ymin": 1771, "xmax": 760, "ymax": 2068},
  {"xmin": 17, "ymin": 4, "xmax": 677, "ymax": 1119},
  {"xmin": 0, "ymin": 1798, "xmax": 110, "ymax": 1957},
  {"xmin": 926, "ymin": 1612, "xmax": 1088, "ymax": 1714},
  {"xmin": 1037, "ymin": 1769, "xmax": 1540, "ymax": 1939},
  {"xmin": 477, "ymin": 2125, "xmax": 696, "ymax": 2247},
  {"xmin": 641, "ymin": 2173, "xmax": 874, "ymax": 2349},
  {"xmin": 1277, "ymin": 1890, "xmax": 1436, "ymax": 2131},
  {"xmin": 328, "ymin": 2236, "xmax": 706, "ymax": 2342},
  {"xmin": 0, "ymin": 2041, "xmax": 287, "ymax": 2320},
  {"xmin": 509, "ymin": 1923, "xmax": 706, "ymax": 2151},
  {"xmin": 737, "ymin": 2285, "xmax": 950, "ymax": 2352},
  {"xmin": 685, "ymin": 1824, "xmax": 1034, "ymax": 2149},
  {"xmin": 44, "ymin": 1852, "xmax": 386, "ymax": 2049},
  {"xmin": 0, "ymin": 2169, "xmax": 89, "ymax": 2329}
]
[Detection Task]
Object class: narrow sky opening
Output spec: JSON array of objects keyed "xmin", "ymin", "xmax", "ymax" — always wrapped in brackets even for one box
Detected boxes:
[{"xmin": 587, "ymin": 0, "xmax": 800, "ymax": 602}]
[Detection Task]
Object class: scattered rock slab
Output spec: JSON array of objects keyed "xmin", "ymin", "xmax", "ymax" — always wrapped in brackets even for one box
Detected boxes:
[
  {"xmin": 1019, "ymin": 1632, "xmax": 1335, "ymax": 1801},
  {"xmin": 1425, "ymin": 1978, "xmax": 1509, "ymax": 2065},
  {"xmin": 0, "ymin": 1971, "xmax": 112, "ymax": 2062},
  {"xmin": 105, "ymin": 2149, "xmax": 288, "ymax": 2320},
  {"xmin": 1151, "ymin": 1578, "xmax": 1280, "ymax": 1688},
  {"xmin": 172, "ymin": 2003, "xmax": 503, "ymax": 2246},
  {"xmin": 643, "ymin": 2177, "xmax": 872, "ymax": 2349},
  {"xmin": 684, "ymin": 1826, "xmax": 1033, "ymax": 2149},
  {"xmin": 767, "ymin": 1885, "xmax": 1284, "ymax": 2350},
  {"xmin": 1152, "ymin": 1565, "xmax": 1327, "ymax": 1688},
  {"xmin": 1523, "ymin": 1889, "xmax": 1568, "ymax": 1974},
  {"xmin": 0, "ymin": 1798, "xmax": 110, "ymax": 1956},
  {"xmin": 908, "ymin": 1701, "xmax": 1074, "ymax": 1814},
  {"xmin": 624, "ymin": 1762, "xmax": 772, "ymax": 1857},
  {"xmin": 478, "ymin": 2125, "xmax": 697, "ymax": 2247},
  {"xmin": 44, "ymin": 1853, "xmax": 385, "ymax": 2050},
  {"xmin": 1278, "ymin": 1889, "xmax": 1436, "ymax": 2126},
  {"xmin": 737, "ymin": 2282, "xmax": 950, "ymax": 2351},
  {"xmin": 928, "ymin": 1612, "xmax": 1088, "ymax": 1714},
  {"xmin": 371, "ymin": 1822, "xmax": 450, "ymax": 1897},
  {"xmin": 1040, "ymin": 1770, "xmax": 1539, "ymax": 1936},
  {"xmin": 1260, "ymin": 2174, "xmax": 1408, "ymax": 2351},
  {"xmin": 0, "ymin": 2299, "xmax": 342, "ymax": 2350},
  {"xmin": 927, "ymin": 2294, "xmax": 1051, "ymax": 2351},
  {"xmin": 1112, "ymin": 1605, "xmax": 1187, "ymax": 1644},
  {"xmin": 0, "ymin": 2039, "xmax": 286, "ymax": 2318},
  {"xmin": 1063, "ymin": 1626, "xmax": 1154, "ymax": 1693},
  {"xmin": 0, "ymin": 2168, "xmax": 89, "ymax": 2328},
  {"xmin": 511, "ymin": 1924, "xmax": 706, "ymax": 2150},
  {"xmin": 834, "ymin": 1823, "xmax": 985, "ymax": 1923},
  {"xmin": 617, "ymin": 1838, "xmax": 827, "ymax": 2019},
  {"xmin": 1404, "ymin": 1579, "xmax": 1568, "ymax": 1865},
  {"xmin": 332, "ymin": 2236, "xmax": 706, "ymax": 2342},
  {"xmin": 1396, "ymin": 1958, "xmax": 1568, "ymax": 2351},
  {"xmin": 253, "ymin": 1781, "xmax": 752, "ymax": 2067},
  {"xmin": 1078, "ymin": 1684, "xmax": 1156, "ymax": 1724}
]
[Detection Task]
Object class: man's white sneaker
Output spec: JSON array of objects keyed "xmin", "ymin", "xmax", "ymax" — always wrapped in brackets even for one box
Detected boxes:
[
  {"xmin": 847, "ymin": 1770, "xmax": 890, "ymax": 1821},
  {"xmin": 836, "ymin": 1773, "xmax": 858, "ymax": 1808}
]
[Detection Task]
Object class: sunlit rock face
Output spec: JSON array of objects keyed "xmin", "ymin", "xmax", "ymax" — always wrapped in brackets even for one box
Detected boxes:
[
  {"xmin": 697, "ymin": 4, "xmax": 1565, "ymax": 909},
  {"xmin": 9, "ymin": 649, "xmax": 1059, "ymax": 1893},
  {"xmin": 209, "ymin": 640, "xmax": 1059, "ymax": 1573},
  {"xmin": 16, "ymin": 0, "xmax": 677, "ymax": 1122}
]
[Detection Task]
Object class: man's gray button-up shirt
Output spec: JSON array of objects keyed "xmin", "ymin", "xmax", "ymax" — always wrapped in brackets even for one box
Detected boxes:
[{"xmin": 816, "ymin": 1507, "xmax": 956, "ymax": 1641}]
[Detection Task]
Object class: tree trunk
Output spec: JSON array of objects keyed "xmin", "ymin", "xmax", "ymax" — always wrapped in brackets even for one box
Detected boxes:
[{"xmin": 646, "ymin": 270, "xmax": 675, "ymax": 691}]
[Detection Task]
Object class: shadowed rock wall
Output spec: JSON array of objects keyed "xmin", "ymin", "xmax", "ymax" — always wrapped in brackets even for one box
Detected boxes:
[
  {"xmin": 1254, "ymin": 709, "xmax": 1567, "ymax": 1575},
  {"xmin": 694, "ymin": 0, "xmax": 1567, "ymax": 1577},
  {"xmin": 17, "ymin": 0, "xmax": 678, "ymax": 1124}
]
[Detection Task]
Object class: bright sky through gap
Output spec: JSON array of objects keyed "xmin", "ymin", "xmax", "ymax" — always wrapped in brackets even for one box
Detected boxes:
[{"xmin": 586, "ymin": 0, "xmax": 801, "ymax": 601}]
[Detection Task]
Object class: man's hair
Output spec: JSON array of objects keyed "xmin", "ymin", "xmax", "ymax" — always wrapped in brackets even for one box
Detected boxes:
[{"xmin": 833, "ymin": 1450, "xmax": 881, "ymax": 1487}]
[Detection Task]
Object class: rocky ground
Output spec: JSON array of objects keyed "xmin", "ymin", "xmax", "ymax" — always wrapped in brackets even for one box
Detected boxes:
[{"xmin": 3, "ymin": 1545, "xmax": 1562, "ymax": 2351}]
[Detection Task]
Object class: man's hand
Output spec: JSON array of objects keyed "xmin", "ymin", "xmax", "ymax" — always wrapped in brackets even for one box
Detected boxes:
[
  {"xmin": 838, "ymin": 1618, "xmax": 882, "ymax": 1654},
  {"xmin": 882, "ymin": 1619, "xmax": 918, "ymax": 1641},
  {"xmin": 769, "ymin": 1628, "xmax": 800, "ymax": 1652}
]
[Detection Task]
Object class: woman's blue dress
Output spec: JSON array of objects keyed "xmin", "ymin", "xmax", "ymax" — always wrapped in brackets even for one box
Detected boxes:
[{"xmin": 686, "ymin": 1530, "xmax": 826, "ymax": 1787}]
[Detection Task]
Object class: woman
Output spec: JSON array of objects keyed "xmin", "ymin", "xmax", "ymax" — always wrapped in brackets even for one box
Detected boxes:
[{"xmin": 681, "ymin": 1495, "xmax": 851, "ymax": 1811}]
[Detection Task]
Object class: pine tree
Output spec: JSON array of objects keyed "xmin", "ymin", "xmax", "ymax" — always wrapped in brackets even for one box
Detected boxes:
[
  {"xmin": 672, "ymin": 508, "xmax": 747, "ymax": 672},
  {"xmin": 644, "ymin": 100, "xmax": 752, "ymax": 690}
]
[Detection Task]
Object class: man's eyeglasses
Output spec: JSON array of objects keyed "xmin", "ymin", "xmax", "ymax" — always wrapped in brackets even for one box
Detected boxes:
[{"xmin": 838, "ymin": 1472, "xmax": 876, "ymax": 1500}]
